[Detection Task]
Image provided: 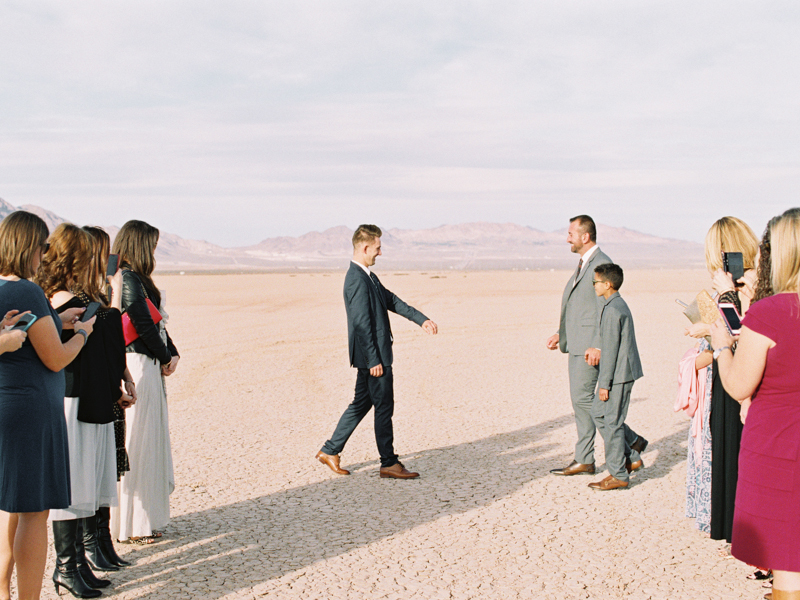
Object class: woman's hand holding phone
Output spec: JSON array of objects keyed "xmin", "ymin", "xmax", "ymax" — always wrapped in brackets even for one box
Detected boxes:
[
  {"xmin": 711, "ymin": 269, "xmax": 736, "ymax": 295},
  {"xmin": 73, "ymin": 316, "xmax": 96, "ymax": 338},
  {"xmin": 0, "ymin": 328, "xmax": 27, "ymax": 354},
  {"xmin": 2, "ymin": 309, "xmax": 28, "ymax": 328},
  {"xmin": 737, "ymin": 270, "xmax": 758, "ymax": 302},
  {"xmin": 59, "ymin": 307, "xmax": 86, "ymax": 330},
  {"xmin": 710, "ymin": 318, "xmax": 737, "ymax": 351}
]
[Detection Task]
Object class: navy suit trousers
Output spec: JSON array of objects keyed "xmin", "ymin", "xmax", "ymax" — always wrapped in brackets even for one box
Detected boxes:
[{"xmin": 322, "ymin": 366, "xmax": 398, "ymax": 468}]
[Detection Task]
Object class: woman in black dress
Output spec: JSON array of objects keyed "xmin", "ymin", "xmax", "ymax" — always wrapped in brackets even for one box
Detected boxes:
[
  {"xmin": 702, "ymin": 217, "xmax": 759, "ymax": 546},
  {"xmin": 37, "ymin": 224, "xmax": 137, "ymax": 597},
  {"xmin": 82, "ymin": 226, "xmax": 135, "ymax": 570},
  {"xmin": 0, "ymin": 212, "xmax": 95, "ymax": 600}
]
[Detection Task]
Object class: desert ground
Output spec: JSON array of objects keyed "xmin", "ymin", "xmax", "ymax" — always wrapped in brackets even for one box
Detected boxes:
[{"xmin": 36, "ymin": 269, "xmax": 764, "ymax": 600}]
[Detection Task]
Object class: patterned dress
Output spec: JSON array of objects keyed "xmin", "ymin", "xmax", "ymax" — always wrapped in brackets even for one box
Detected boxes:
[{"xmin": 685, "ymin": 339, "xmax": 713, "ymax": 533}]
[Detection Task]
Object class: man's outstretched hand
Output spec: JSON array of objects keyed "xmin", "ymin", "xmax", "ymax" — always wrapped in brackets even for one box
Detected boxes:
[{"xmin": 422, "ymin": 320, "xmax": 438, "ymax": 335}]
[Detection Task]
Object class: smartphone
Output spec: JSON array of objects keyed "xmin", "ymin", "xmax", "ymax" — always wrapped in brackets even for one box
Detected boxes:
[
  {"xmin": 106, "ymin": 254, "xmax": 119, "ymax": 277},
  {"xmin": 11, "ymin": 313, "xmax": 37, "ymax": 332},
  {"xmin": 719, "ymin": 302, "xmax": 742, "ymax": 335},
  {"xmin": 81, "ymin": 302, "xmax": 101, "ymax": 322},
  {"xmin": 722, "ymin": 252, "xmax": 744, "ymax": 285}
]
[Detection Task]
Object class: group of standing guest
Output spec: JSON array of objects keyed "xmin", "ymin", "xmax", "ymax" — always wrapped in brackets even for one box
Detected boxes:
[
  {"xmin": 0, "ymin": 212, "xmax": 178, "ymax": 600},
  {"xmin": 680, "ymin": 210, "xmax": 800, "ymax": 599}
]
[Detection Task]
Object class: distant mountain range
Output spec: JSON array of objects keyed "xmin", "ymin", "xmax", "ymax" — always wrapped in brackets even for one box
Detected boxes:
[{"xmin": 0, "ymin": 199, "xmax": 704, "ymax": 271}]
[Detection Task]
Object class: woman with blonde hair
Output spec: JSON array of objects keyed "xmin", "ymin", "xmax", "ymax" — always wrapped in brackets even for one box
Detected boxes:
[
  {"xmin": 684, "ymin": 216, "xmax": 759, "ymax": 549},
  {"xmin": 111, "ymin": 220, "xmax": 178, "ymax": 544},
  {"xmin": 705, "ymin": 217, "xmax": 758, "ymax": 548},
  {"xmin": 711, "ymin": 208, "xmax": 800, "ymax": 599},
  {"xmin": 0, "ymin": 212, "xmax": 95, "ymax": 600}
]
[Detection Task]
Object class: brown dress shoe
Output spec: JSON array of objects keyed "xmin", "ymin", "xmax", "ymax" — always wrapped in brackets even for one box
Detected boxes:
[
  {"xmin": 379, "ymin": 461, "xmax": 419, "ymax": 479},
  {"xmin": 625, "ymin": 458, "xmax": 644, "ymax": 473},
  {"xmin": 550, "ymin": 460, "xmax": 596, "ymax": 476},
  {"xmin": 588, "ymin": 475, "xmax": 629, "ymax": 491},
  {"xmin": 316, "ymin": 451, "xmax": 350, "ymax": 475}
]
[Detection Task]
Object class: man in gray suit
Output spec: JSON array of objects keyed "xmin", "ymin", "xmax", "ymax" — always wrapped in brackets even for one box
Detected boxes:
[
  {"xmin": 546, "ymin": 215, "xmax": 646, "ymax": 476},
  {"xmin": 588, "ymin": 263, "xmax": 644, "ymax": 491},
  {"xmin": 316, "ymin": 224, "xmax": 438, "ymax": 479}
]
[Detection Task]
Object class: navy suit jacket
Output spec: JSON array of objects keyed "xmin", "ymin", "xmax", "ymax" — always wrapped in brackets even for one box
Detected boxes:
[{"xmin": 344, "ymin": 262, "xmax": 428, "ymax": 369}]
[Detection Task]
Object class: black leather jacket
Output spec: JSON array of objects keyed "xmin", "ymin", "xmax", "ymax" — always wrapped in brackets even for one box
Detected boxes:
[{"xmin": 121, "ymin": 269, "xmax": 178, "ymax": 364}]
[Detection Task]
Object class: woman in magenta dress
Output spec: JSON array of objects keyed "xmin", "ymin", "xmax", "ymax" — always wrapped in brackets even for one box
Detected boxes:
[{"xmin": 712, "ymin": 208, "xmax": 800, "ymax": 599}]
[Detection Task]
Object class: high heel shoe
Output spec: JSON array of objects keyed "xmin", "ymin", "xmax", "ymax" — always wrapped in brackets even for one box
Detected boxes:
[
  {"xmin": 52, "ymin": 519, "xmax": 102, "ymax": 598},
  {"xmin": 53, "ymin": 569, "xmax": 102, "ymax": 598},
  {"xmin": 76, "ymin": 519, "xmax": 111, "ymax": 588},
  {"xmin": 96, "ymin": 507, "xmax": 131, "ymax": 567},
  {"xmin": 82, "ymin": 515, "xmax": 119, "ymax": 572}
]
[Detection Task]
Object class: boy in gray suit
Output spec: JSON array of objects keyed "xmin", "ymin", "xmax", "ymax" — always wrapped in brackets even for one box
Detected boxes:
[{"xmin": 587, "ymin": 263, "xmax": 644, "ymax": 491}]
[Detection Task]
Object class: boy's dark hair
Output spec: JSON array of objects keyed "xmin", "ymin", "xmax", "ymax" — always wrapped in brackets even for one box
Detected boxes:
[{"xmin": 594, "ymin": 263, "xmax": 624, "ymax": 290}]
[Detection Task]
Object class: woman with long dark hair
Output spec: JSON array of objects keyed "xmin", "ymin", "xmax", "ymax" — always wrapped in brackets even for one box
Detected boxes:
[
  {"xmin": 0, "ymin": 212, "xmax": 95, "ymax": 600},
  {"xmin": 37, "ymin": 223, "xmax": 134, "ymax": 597},
  {"xmin": 111, "ymin": 220, "xmax": 179, "ymax": 544},
  {"xmin": 81, "ymin": 226, "xmax": 135, "ymax": 570}
]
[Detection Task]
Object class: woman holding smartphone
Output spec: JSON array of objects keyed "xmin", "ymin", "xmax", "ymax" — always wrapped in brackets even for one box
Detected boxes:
[
  {"xmin": 685, "ymin": 216, "xmax": 758, "ymax": 552},
  {"xmin": 111, "ymin": 220, "xmax": 179, "ymax": 545},
  {"xmin": 37, "ymin": 224, "xmax": 133, "ymax": 597},
  {"xmin": 711, "ymin": 209, "xmax": 800, "ymax": 599},
  {"xmin": 0, "ymin": 212, "xmax": 95, "ymax": 600}
]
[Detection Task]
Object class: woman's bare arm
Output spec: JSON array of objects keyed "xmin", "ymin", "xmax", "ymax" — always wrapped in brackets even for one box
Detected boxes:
[
  {"xmin": 27, "ymin": 315, "xmax": 95, "ymax": 372},
  {"xmin": 711, "ymin": 322, "xmax": 774, "ymax": 401}
]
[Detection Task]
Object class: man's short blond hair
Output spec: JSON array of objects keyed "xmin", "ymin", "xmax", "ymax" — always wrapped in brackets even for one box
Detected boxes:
[{"xmin": 352, "ymin": 224, "xmax": 382, "ymax": 248}]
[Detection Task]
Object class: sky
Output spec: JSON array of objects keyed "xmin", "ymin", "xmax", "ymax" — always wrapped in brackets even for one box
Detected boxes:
[{"xmin": 1, "ymin": 2, "xmax": 798, "ymax": 247}]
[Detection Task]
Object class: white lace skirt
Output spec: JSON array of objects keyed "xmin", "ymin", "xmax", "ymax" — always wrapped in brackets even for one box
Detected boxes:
[
  {"xmin": 49, "ymin": 397, "xmax": 117, "ymax": 522},
  {"xmin": 111, "ymin": 354, "xmax": 175, "ymax": 540}
]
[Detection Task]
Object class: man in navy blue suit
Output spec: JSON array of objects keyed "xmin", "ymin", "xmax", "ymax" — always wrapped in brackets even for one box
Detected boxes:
[{"xmin": 317, "ymin": 224, "xmax": 438, "ymax": 479}]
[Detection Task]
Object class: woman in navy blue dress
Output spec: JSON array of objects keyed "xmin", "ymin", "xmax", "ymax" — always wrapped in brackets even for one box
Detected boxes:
[{"xmin": 0, "ymin": 211, "xmax": 95, "ymax": 600}]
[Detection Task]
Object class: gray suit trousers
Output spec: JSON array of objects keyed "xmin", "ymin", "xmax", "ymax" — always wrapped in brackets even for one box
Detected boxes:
[
  {"xmin": 592, "ymin": 380, "xmax": 638, "ymax": 482},
  {"xmin": 568, "ymin": 354, "xmax": 599, "ymax": 464}
]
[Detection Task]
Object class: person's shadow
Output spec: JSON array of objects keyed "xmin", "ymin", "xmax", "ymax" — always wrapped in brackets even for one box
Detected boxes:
[{"xmin": 106, "ymin": 408, "xmax": 688, "ymax": 599}]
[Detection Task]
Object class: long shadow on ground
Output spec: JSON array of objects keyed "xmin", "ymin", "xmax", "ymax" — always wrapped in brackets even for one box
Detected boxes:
[{"xmin": 108, "ymin": 409, "xmax": 689, "ymax": 599}]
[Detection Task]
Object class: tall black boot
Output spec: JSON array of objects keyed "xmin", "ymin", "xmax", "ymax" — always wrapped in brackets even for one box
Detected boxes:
[
  {"xmin": 76, "ymin": 519, "xmax": 111, "ymax": 588},
  {"xmin": 82, "ymin": 515, "xmax": 119, "ymax": 572},
  {"xmin": 52, "ymin": 519, "xmax": 102, "ymax": 598},
  {"xmin": 96, "ymin": 507, "xmax": 131, "ymax": 567}
]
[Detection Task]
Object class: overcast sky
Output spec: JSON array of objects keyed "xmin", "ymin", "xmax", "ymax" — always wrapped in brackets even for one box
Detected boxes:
[{"xmin": 1, "ymin": 2, "xmax": 798, "ymax": 247}]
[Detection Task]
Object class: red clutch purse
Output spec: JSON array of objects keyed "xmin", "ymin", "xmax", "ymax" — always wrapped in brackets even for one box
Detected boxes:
[{"xmin": 122, "ymin": 298, "xmax": 162, "ymax": 346}]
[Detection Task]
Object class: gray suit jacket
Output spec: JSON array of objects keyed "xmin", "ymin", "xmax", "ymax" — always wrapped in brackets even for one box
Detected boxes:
[
  {"xmin": 597, "ymin": 292, "xmax": 644, "ymax": 389},
  {"xmin": 558, "ymin": 248, "xmax": 612, "ymax": 356},
  {"xmin": 344, "ymin": 262, "xmax": 428, "ymax": 369}
]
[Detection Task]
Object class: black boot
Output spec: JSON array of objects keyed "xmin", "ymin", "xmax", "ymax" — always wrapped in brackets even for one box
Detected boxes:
[
  {"xmin": 96, "ymin": 507, "xmax": 131, "ymax": 567},
  {"xmin": 52, "ymin": 519, "xmax": 102, "ymax": 598},
  {"xmin": 82, "ymin": 515, "xmax": 119, "ymax": 572},
  {"xmin": 76, "ymin": 519, "xmax": 111, "ymax": 588}
]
